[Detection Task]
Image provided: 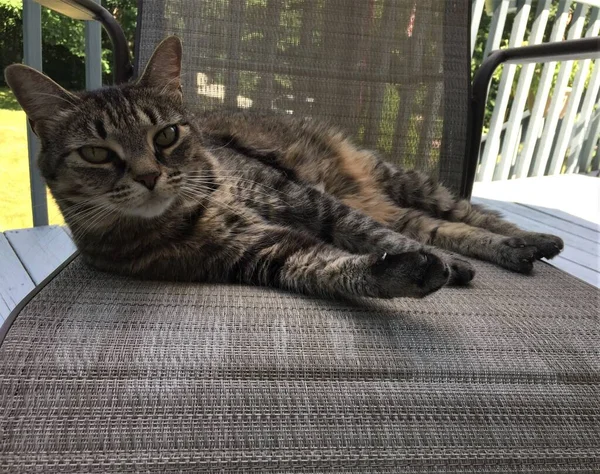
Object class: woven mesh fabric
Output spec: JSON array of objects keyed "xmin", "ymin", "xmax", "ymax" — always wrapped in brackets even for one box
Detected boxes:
[
  {"xmin": 136, "ymin": 0, "xmax": 469, "ymax": 194},
  {"xmin": 0, "ymin": 256, "xmax": 598, "ymax": 472}
]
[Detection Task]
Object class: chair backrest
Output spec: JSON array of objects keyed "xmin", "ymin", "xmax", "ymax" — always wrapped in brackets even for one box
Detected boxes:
[{"xmin": 136, "ymin": 0, "xmax": 469, "ymax": 194}]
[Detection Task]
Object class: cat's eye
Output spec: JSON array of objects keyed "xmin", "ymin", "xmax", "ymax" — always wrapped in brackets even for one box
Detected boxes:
[
  {"xmin": 154, "ymin": 125, "xmax": 178, "ymax": 148},
  {"xmin": 79, "ymin": 146, "xmax": 112, "ymax": 164}
]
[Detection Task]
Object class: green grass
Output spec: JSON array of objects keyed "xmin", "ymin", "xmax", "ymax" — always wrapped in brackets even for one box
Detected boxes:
[{"xmin": 0, "ymin": 87, "xmax": 62, "ymax": 231}]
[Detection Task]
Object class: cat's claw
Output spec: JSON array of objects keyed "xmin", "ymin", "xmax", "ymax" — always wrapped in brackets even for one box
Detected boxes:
[{"xmin": 371, "ymin": 250, "xmax": 449, "ymax": 298}]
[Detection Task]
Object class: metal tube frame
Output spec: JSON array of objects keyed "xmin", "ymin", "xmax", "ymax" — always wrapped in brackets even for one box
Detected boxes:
[
  {"xmin": 34, "ymin": 0, "xmax": 133, "ymax": 83},
  {"xmin": 462, "ymin": 36, "xmax": 600, "ymax": 198}
]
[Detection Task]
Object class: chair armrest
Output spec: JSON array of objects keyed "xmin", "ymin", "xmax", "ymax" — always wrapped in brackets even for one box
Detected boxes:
[
  {"xmin": 462, "ymin": 37, "xmax": 600, "ymax": 199},
  {"xmin": 34, "ymin": 0, "xmax": 133, "ymax": 84}
]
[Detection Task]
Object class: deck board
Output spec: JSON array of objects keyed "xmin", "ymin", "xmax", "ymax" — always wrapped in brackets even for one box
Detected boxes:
[
  {"xmin": 0, "ymin": 234, "xmax": 35, "ymax": 324},
  {"xmin": 519, "ymin": 203, "xmax": 599, "ymax": 232},
  {"xmin": 473, "ymin": 197, "xmax": 599, "ymax": 257},
  {"xmin": 4, "ymin": 226, "xmax": 77, "ymax": 285},
  {"xmin": 482, "ymin": 199, "xmax": 600, "ymax": 244},
  {"xmin": 471, "ymin": 174, "xmax": 600, "ymax": 224},
  {"xmin": 473, "ymin": 197, "xmax": 600, "ymax": 288}
]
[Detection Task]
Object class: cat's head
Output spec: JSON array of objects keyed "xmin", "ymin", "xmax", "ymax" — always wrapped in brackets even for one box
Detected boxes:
[{"xmin": 4, "ymin": 36, "xmax": 213, "ymax": 226}]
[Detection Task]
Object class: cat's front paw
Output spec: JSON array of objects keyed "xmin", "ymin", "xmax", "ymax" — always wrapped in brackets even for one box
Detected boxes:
[
  {"xmin": 515, "ymin": 232, "xmax": 564, "ymax": 259},
  {"xmin": 370, "ymin": 250, "xmax": 449, "ymax": 298}
]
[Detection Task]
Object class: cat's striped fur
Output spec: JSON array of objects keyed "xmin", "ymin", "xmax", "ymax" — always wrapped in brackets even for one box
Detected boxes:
[{"xmin": 4, "ymin": 37, "xmax": 563, "ymax": 300}]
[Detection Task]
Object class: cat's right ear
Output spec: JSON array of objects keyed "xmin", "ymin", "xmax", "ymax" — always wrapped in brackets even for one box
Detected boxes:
[
  {"xmin": 4, "ymin": 64, "xmax": 79, "ymax": 134},
  {"xmin": 138, "ymin": 36, "xmax": 183, "ymax": 99}
]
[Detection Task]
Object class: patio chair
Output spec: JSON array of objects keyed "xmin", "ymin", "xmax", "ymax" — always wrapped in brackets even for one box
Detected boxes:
[{"xmin": 1, "ymin": 0, "xmax": 598, "ymax": 471}]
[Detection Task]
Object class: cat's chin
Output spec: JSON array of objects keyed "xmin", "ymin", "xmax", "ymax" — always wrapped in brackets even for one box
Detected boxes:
[{"xmin": 126, "ymin": 195, "xmax": 175, "ymax": 219}]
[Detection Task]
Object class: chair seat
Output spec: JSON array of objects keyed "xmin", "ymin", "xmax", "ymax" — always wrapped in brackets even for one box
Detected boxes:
[{"xmin": 1, "ymin": 256, "xmax": 598, "ymax": 472}]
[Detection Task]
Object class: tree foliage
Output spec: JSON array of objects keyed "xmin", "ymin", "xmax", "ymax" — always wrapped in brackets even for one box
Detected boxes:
[{"xmin": 0, "ymin": 0, "xmax": 136, "ymax": 88}]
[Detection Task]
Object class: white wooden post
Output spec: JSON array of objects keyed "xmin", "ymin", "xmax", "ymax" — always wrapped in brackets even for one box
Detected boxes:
[
  {"xmin": 478, "ymin": 0, "xmax": 532, "ymax": 182},
  {"xmin": 531, "ymin": 3, "xmax": 588, "ymax": 176},
  {"xmin": 516, "ymin": 0, "xmax": 576, "ymax": 178},
  {"xmin": 496, "ymin": 0, "xmax": 553, "ymax": 181},
  {"xmin": 569, "ymin": 59, "xmax": 600, "ymax": 172},
  {"xmin": 85, "ymin": 0, "xmax": 102, "ymax": 90},
  {"xmin": 551, "ymin": 9, "xmax": 600, "ymax": 175},
  {"xmin": 471, "ymin": 0, "xmax": 486, "ymax": 55}
]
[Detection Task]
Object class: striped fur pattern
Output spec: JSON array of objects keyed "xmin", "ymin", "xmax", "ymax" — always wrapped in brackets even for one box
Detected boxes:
[{"xmin": 4, "ymin": 37, "xmax": 563, "ymax": 300}]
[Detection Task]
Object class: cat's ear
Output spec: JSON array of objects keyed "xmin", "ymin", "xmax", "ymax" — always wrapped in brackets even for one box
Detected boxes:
[
  {"xmin": 138, "ymin": 36, "xmax": 182, "ymax": 98},
  {"xmin": 4, "ymin": 64, "xmax": 79, "ymax": 132}
]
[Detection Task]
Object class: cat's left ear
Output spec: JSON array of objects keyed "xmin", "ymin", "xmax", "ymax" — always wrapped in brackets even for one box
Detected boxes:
[
  {"xmin": 4, "ymin": 64, "xmax": 80, "ymax": 134},
  {"xmin": 138, "ymin": 36, "xmax": 183, "ymax": 99}
]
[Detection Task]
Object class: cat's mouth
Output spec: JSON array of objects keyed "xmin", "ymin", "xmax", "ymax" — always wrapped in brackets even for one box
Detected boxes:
[{"xmin": 128, "ymin": 194, "xmax": 175, "ymax": 219}]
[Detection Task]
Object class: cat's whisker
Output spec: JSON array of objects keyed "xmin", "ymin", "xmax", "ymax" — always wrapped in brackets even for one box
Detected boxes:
[
  {"xmin": 186, "ymin": 171, "xmax": 289, "ymax": 192},
  {"xmin": 184, "ymin": 176, "xmax": 291, "ymax": 204},
  {"xmin": 68, "ymin": 202, "xmax": 115, "ymax": 236},
  {"xmin": 178, "ymin": 190, "xmax": 210, "ymax": 215},
  {"xmin": 202, "ymin": 138, "xmax": 235, "ymax": 152},
  {"xmin": 191, "ymin": 184, "xmax": 290, "ymax": 208},
  {"xmin": 185, "ymin": 183, "xmax": 291, "ymax": 208},
  {"xmin": 63, "ymin": 202, "xmax": 107, "ymax": 223},
  {"xmin": 179, "ymin": 188, "xmax": 248, "ymax": 221},
  {"xmin": 185, "ymin": 177, "xmax": 284, "ymax": 198},
  {"xmin": 63, "ymin": 204, "xmax": 102, "ymax": 223},
  {"xmin": 72, "ymin": 205, "xmax": 117, "ymax": 240}
]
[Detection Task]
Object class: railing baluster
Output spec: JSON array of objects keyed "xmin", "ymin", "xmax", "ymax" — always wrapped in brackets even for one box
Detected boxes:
[
  {"xmin": 516, "ymin": 0, "xmax": 574, "ymax": 178},
  {"xmin": 483, "ymin": 0, "xmax": 511, "ymax": 60},
  {"xmin": 470, "ymin": 0, "xmax": 486, "ymax": 56},
  {"xmin": 553, "ymin": 9, "xmax": 600, "ymax": 175},
  {"xmin": 497, "ymin": 0, "xmax": 553, "ymax": 181},
  {"xmin": 570, "ymin": 58, "xmax": 600, "ymax": 172},
  {"xmin": 23, "ymin": 0, "xmax": 48, "ymax": 227},
  {"xmin": 531, "ymin": 3, "xmax": 588, "ymax": 176},
  {"xmin": 579, "ymin": 104, "xmax": 600, "ymax": 174},
  {"xmin": 478, "ymin": 0, "xmax": 533, "ymax": 182}
]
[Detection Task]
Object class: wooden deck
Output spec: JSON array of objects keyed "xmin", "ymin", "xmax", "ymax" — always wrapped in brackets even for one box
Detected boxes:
[
  {"xmin": 1, "ymin": 175, "xmax": 598, "ymax": 326},
  {"xmin": 472, "ymin": 174, "xmax": 600, "ymax": 289},
  {"xmin": 0, "ymin": 226, "xmax": 76, "ymax": 325}
]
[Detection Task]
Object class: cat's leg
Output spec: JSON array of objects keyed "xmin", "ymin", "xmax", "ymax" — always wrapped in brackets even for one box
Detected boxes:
[
  {"xmin": 443, "ymin": 199, "xmax": 564, "ymax": 259},
  {"xmin": 239, "ymin": 172, "xmax": 475, "ymax": 286},
  {"xmin": 374, "ymin": 163, "xmax": 563, "ymax": 260},
  {"xmin": 297, "ymin": 191, "xmax": 476, "ymax": 286},
  {"xmin": 390, "ymin": 207, "xmax": 542, "ymax": 273},
  {"xmin": 228, "ymin": 226, "xmax": 450, "ymax": 299}
]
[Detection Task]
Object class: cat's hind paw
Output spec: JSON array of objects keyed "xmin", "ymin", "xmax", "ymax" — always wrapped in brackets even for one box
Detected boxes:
[
  {"xmin": 514, "ymin": 232, "xmax": 564, "ymax": 260},
  {"xmin": 446, "ymin": 257, "xmax": 475, "ymax": 286}
]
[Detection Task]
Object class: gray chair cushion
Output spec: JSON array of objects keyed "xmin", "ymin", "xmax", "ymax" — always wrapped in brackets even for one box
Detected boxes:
[{"xmin": 1, "ymin": 256, "xmax": 598, "ymax": 472}]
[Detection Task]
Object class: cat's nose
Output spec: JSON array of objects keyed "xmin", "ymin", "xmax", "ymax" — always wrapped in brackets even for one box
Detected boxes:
[{"xmin": 134, "ymin": 172, "xmax": 160, "ymax": 191}]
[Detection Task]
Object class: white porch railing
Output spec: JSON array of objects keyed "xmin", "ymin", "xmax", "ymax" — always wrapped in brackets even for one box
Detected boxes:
[{"xmin": 473, "ymin": 0, "xmax": 600, "ymax": 182}]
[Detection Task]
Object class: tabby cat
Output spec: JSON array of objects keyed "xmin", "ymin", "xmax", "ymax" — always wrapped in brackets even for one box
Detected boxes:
[{"xmin": 4, "ymin": 37, "xmax": 563, "ymax": 300}]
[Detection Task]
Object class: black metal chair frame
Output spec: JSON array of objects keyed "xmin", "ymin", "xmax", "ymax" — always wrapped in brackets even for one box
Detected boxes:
[{"xmin": 36, "ymin": 0, "xmax": 600, "ymax": 199}]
